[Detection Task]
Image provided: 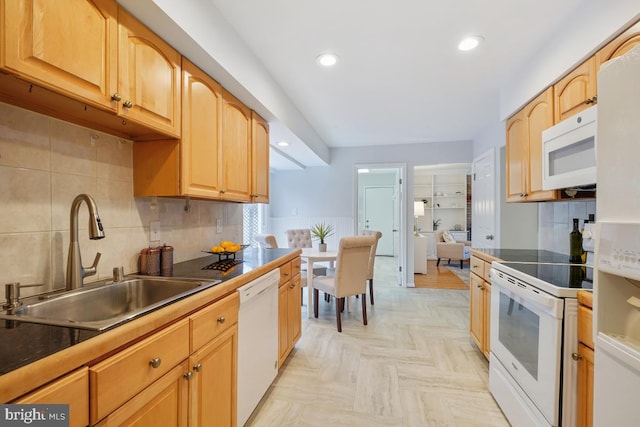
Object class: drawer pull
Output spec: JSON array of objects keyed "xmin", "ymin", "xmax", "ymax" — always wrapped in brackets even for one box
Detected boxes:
[
  {"xmin": 472, "ymin": 265, "xmax": 479, "ymax": 269},
  {"xmin": 184, "ymin": 371, "xmax": 193, "ymax": 380},
  {"xmin": 149, "ymin": 357, "xmax": 162, "ymax": 368},
  {"xmin": 571, "ymin": 352, "xmax": 583, "ymax": 361},
  {"xmin": 289, "ymin": 283, "xmax": 295, "ymax": 289},
  {"xmin": 217, "ymin": 316, "xmax": 226, "ymax": 324},
  {"xmin": 193, "ymin": 363, "xmax": 203, "ymax": 372}
]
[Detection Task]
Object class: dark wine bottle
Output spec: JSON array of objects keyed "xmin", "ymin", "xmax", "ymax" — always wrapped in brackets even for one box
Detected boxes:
[{"xmin": 570, "ymin": 218, "xmax": 583, "ymax": 263}]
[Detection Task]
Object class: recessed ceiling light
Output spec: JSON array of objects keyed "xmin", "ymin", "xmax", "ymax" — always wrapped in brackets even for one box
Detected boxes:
[
  {"xmin": 316, "ymin": 53, "xmax": 339, "ymax": 67},
  {"xmin": 277, "ymin": 141, "xmax": 289, "ymax": 147},
  {"xmin": 458, "ymin": 36, "xmax": 484, "ymax": 51}
]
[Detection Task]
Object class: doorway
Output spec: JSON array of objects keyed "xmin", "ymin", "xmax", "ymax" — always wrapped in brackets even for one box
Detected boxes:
[{"xmin": 355, "ymin": 164, "xmax": 405, "ymax": 287}]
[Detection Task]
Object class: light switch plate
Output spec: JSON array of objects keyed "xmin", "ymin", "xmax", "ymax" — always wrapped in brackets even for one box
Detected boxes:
[
  {"xmin": 216, "ymin": 219, "xmax": 223, "ymax": 233},
  {"xmin": 150, "ymin": 221, "xmax": 161, "ymax": 241}
]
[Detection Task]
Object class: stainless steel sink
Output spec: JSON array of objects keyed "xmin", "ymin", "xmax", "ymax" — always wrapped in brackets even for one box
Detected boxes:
[{"xmin": 0, "ymin": 276, "xmax": 220, "ymax": 331}]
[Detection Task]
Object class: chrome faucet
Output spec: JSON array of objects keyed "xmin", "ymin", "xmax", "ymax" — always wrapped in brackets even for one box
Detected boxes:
[{"xmin": 66, "ymin": 194, "xmax": 105, "ymax": 290}]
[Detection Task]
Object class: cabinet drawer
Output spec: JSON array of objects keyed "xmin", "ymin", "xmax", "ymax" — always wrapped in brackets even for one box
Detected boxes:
[
  {"xmin": 291, "ymin": 257, "xmax": 301, "ymax": 277},
  {"xmin": 89, "ymin": 319, "xmax": 189, "ymax": 424},
  {"xmin": 470, "ymin": 257, "xmax": 485, "ymax": 279},
  {"xmin": 578, "ymin": 304, "xmax": 594, "ymax": 349},
  {"xmin": 280, "ymin": 262, "xmax": 292, "ymax": 285},
  {"xmin": 190, "ymin": 292, "xmax": 239, "ymax": 352},
  {"xmin": 483, "ymin": 261, "xmax": 492, "ymax": 282}
]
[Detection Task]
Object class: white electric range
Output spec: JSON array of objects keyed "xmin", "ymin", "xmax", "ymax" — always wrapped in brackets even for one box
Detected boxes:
[{"xmin": 489, "ymin": 261, "xmax": 592, "ymax": 427}]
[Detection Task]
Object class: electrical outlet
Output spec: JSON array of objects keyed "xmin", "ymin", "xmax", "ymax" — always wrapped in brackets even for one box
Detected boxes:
[
  {"xmin": 216, "ymin": 219, "xmax": 223, "ymax": 233},
  {"xmin": 150, "ymin": 221, "xmax": 161, "ymax": 241}
]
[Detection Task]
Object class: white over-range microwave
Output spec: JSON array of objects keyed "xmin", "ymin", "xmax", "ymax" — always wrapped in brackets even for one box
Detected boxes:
[{"xmin": 542, "ymin": 105, "xmax": 597, "ymax": 190}]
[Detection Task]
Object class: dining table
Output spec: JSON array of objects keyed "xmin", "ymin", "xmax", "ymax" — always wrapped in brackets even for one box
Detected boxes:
[{"xmin": 300, "ymin": 247, "xmax": 337, "ymax": 318}]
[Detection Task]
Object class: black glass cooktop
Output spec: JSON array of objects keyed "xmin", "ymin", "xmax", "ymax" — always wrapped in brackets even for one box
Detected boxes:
[{"xmin": 495, "ymin": 262, "xmax": 593, "ymax": 291}]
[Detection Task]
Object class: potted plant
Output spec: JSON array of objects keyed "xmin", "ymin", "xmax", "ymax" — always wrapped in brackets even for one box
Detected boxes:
[
  {"xmin": 310, "ymin": 222, "xmax": 334, "ymax": 252},
  {"xmin": 433, "ymin": 219, "xmax": 442, "ymax": 231}
]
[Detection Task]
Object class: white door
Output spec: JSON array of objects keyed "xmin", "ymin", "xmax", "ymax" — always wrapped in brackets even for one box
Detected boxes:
[
  {"xmin": 364, "ymin": 186, "xmax": 394, "ymax": 255},
  {"xmin": 472, "ymin": 149, "xmax": 497, "ymax": 249}
]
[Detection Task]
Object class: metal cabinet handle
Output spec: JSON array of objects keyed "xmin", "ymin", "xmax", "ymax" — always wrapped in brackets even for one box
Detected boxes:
[
  {"xmin": 184, "ymin": 371, "xmax": 193, "ymax": 380},
  {"xmin": 571, "ymin": 352, "xmax": 583, "ymax": 361},
  {"xmin": 193, "ymin": 363, "xmax": 203, "ymax": 372},
  {"xmin": 476, "ymin": 283, "xmax": 484, "ymax": 289},
  {"xmin": 111, "ymin": 93, "xmax": 122, "ymax": 102},
  {"xmin": 472, "ymin": 265, "xmax": 479, "ymax": 269},
  {"xmin": 289, "ymin": 283, "xmax": 295, "ymax": 289},
  {"xmin": 123, "ymin": 100, "xmax": 133, "ymax": 108},
  {"xmin": 217, "ymin": 316, "xmax": 226, "ymax": 324},
  {"xmin": 149, "ymin": 357, "xmax": 162, "ymax": 368}
]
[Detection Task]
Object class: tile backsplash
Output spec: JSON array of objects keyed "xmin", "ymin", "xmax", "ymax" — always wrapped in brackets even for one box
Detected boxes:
[
  {"xmin": 538, "ymin": 200, "xmax": 596, "ymax": 255},
  {"xmin": 0, "ymin": 102, "xmax": 242, "ymax": 298}
]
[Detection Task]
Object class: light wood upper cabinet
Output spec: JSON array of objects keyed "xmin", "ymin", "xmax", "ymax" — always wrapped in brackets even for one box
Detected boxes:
[
  {"xmin": 180, "ymin": 58, "xmax": 223, "ymax": 198},
  {"xmin": 1, "ymin": 0, "xmax": 118, "ymax": 110},
  {"xmin": 554, "ymin": 56, "xmax": 597, "ymax": 123},
  {"xmin": 251, "ymin": 111, "xmax": 270, "ymax": 203},
  {"xmin": 506, "ymin": 88, "xmax": 559, "ymax": 202},
  {"xmin": 596, "ymin": 20, "xmax": 640, "ymax": 67},
  {"xmin": 118, "ymin": 7, "xmax": 181, "ymax": 138},
  {"xmin": 220, "ymin": 90, "xmax": 252, "ymax": 202}
]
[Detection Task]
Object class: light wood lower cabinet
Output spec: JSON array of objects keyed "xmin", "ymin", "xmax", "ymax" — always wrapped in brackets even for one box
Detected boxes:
[
  {"xmin": 278, "ymin": 258, "xmax": 302, "ymax": 367},
  {"xmin": 576, "ymin": 290, "xmax": 594, "ymax": 427},
  {"xmin": 469, "ymin": 255, "xmax": 494, "ymax": 359},
  {"xmin": 13, "ymin": 367, "xmax": 89, "ymax": 427}
]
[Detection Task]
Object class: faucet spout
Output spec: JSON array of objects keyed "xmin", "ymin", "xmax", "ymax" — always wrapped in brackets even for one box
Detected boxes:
[{"xmin": 66, "ymin": 194, "xmax": 105, "ymax": 291}]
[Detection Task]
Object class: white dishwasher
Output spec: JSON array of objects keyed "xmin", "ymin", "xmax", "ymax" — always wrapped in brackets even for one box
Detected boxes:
[{"xmin": 237, "ymin": 269, "xmax": 280, "ymax": 426}]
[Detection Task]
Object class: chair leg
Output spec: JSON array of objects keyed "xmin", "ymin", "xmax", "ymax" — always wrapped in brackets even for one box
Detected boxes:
[
  {"xmin": 362, "ymin": 293, "xmax": 368, "ymax": 325},
  {"xmin": 460, "ymin": 260, "xmax": 463, "ymax": 269},
  {"xmin": 335, "ymin": 297, "xmax": 342, "ymax": 332},
  {"xmin": 313, "ymin": 289, "xmax": 319, "ymax": 318},
  {"xmin": 447, "ymin": 258, "xmax": 451, "ymax": 265},
  {"xmin": 340, "ymin": 297, "xmax": 345, "ymax": 312},
  {"xmin": 436, "ymin": 258, "xmax": 441, "ymax": 266},
  {"xmin": 369, "ymin": 278, "xmax": 374, "ymax": 305}
]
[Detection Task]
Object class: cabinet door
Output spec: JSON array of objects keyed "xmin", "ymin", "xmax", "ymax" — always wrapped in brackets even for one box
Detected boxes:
[
  {"xmin": 576, "ymin": 342, "xmax": 594, "ymax": 427},
  {"xmin": 181, "ymin": 58, "xmax": 223, "ymax": 198},
  {"xmin": 482, "ymin": 282, "xmax": 492, "ymax": 358},
  {"xmin": 554, "ymin": 56, "xmax": 597, "ymax": 122},
  {"xmin": 278, "ymin": 282, "xmax": 289, "ymax": 367},
  {"xmin": 118, "ymin": 8, "xmax": 181, "ymax": 137},
  {"xmin": 189, "ymin": 326, "xmax": 237, "ymax": 427},
  {"xmin": 505, "ymin": 111, "xmax": 527, "ymax": 202},
  {"xmin": 251, "ymin": 111, "xmax": 270, "ymax": 203},
  {"xmin": 469, "ymin": 273, "xmax": 484, "ymax": 351},
  {"xmin": 596, "ymin": 20, "xmax": 640, "ymax": 67},
  {"xmin": 14, "ymin": 367, "xmax": 88, "ymax": 427},
  {"xmin": 95, "ymin": 362, "xmax": 189, "ymax": 427},
  {"xmin": 2, "ymin": 0, "xmax": 118, "ymax": 110},
  {"xmin": 287, "ymin": 274, "xmax": 302, "ymax": 347},
  {"xmin": 524, "ymin": 87, "xmax": 558, "ymax": 201},
  {"xmin": 220, "ymin": 90, "xmax": 252, "ymax": 202}
]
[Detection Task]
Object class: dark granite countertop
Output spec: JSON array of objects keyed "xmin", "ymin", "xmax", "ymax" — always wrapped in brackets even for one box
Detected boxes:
[
  {"xmin": 0, "ymin": 248, "xmax": 297, "ymax": 376},
  {"xmin": 471, "ymin": 248, "xmax": 571, "ymax": 263}
]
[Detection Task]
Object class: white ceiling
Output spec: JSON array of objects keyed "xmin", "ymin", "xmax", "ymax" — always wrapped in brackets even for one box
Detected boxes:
[{"xmin": 206, "ymin": 0, "xmax": 587, "ymax": 167}]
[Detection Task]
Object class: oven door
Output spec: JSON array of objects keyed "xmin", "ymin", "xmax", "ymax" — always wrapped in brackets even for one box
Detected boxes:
[{"xmin": 490, "ymin": 271, "xmax": 564, "ymax": 425}]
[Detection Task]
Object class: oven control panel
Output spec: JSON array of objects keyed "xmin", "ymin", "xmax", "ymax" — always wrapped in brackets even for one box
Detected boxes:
[{"xmin": 597, "ymin": 222, "xmax": 640, "ymax": 281}]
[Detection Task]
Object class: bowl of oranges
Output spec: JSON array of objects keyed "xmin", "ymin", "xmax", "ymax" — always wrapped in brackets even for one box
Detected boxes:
[{"xmin": 205, "ymin": 241, "xmax": 248, "ymax": 260}]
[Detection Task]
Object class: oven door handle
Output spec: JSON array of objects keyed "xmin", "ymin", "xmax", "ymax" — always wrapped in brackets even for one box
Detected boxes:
[{"xmin": 492, "ymin": 273, "xmax": 561, "ymax": 315}]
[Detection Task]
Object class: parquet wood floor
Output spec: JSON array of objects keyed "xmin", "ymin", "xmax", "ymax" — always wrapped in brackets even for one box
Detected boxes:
[{"xmin": 246, "ymin": 257, "xmax": 508, "ymax": 426}]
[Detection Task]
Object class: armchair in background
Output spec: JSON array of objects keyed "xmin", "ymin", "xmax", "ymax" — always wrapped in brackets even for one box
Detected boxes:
[{"xmin": 435, "ymin": 230, "xmax": 471, "ymax": 269}]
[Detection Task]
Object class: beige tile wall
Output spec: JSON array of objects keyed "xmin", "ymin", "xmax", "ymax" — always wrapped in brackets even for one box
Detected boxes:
[{"xmin": 0, "ymin": 102, "xmax": 242, "ymax": 297}]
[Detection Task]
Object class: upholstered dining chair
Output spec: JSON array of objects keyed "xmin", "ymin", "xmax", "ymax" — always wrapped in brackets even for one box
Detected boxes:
[
  {"xmin": 312, "ymin": 235, "xmax": 376, "ymax": 332},
  {"xmin": 255, "ymin": 233, "xmax": 278, "ymax": 249},
  {"xmin": 359, "ymin": 230, "xmax": 382, "ymax": 305},
  {"xmin": 285, "ymin": 229, "xmax": 312, "ymax": 248},
  {"xmin": 435, "ymin": 230, "xmax": 471, "ymax": 269}
]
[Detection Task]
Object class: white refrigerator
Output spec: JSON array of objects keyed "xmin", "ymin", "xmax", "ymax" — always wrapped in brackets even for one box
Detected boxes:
[{"xmin": 593, "ymin": 45, "xmax": 640, "ymax": 426}]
